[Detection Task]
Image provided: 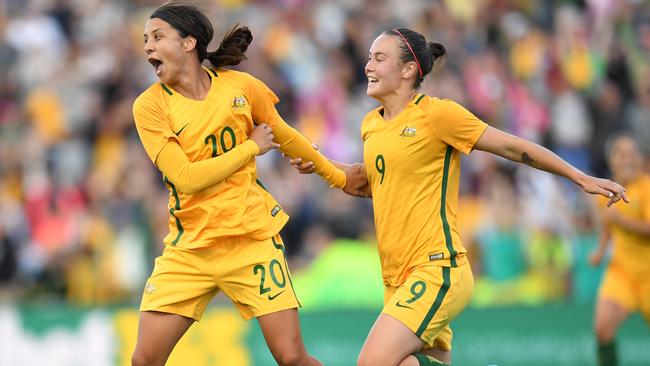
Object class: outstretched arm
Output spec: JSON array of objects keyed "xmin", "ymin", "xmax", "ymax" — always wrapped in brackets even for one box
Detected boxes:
[
  {"xmin": 473, "ymin": 126, "xmax": 629, "ymax": 206},
  {"xmin": 264, "ymin": 111, "xmax": 370, "ymax": 197},
  {"xmin": 589, "ymin": 227, "xmax": 611, "ymax": 266},
  {"xmin": 284, "ymin": 145, "xmax": 371, "ymax": 198},
  {"xmin": 245, "ymin": 74, "xmax": 371, "ymax": 195}
]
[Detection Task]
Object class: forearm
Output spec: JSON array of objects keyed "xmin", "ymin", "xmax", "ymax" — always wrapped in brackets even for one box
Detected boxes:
[
  {"xmin": 267, "ymin": 115, "xmax": 346, "ymax": 188},
  {"xmin": 499, "ymin": 134, "xmax": 585, "ymax": 185},
  {"xmin": 156, "ymin": 139, "xmax": 259, "ymax": 194},
  {"xmin": 597, "ymin": 228, "xmax": 611, "ymax": 253},
  {"xmin": 616, "ymin": 217, "xmax": 650, "ymax": 237}
]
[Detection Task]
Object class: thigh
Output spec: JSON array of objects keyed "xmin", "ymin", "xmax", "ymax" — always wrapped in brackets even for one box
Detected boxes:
[
  {"xmin": 358, "ymin": 313, "xmax": 424, "ymax": 365},
  {"xmin": 133, "ymin": 311, "xmax": 194, "ymax": 366},
  {"xmin": 219, "ymin": 234, "xmax": 300, "ymax": 320},
  {"xmin": 598, "ymin": 266, "xmax": 636, "ymax": 312},
  {"xmin": 382, "ymin": 263, "xmax": 474, "ymax": 350},
  {"xmin": 140, "ymin": 246, "xmax": 219, "ymax": 321},
  {"xmin": 359, "ymin": 313, "xmax": 423, "ymax": 365}
]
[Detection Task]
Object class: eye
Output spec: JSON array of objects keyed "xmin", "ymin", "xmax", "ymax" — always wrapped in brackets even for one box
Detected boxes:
[{"xmin": 154, "ymin": 34, "xmax": 162, "ymax": 41}]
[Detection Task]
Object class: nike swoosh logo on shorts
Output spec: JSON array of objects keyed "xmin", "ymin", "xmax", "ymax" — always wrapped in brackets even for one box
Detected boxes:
[
  {"xmin": 396, "ymin": 301, "xmax": 413, "ymax": 309},
  {"xmin": 268, "ymin": 290, "xmax": 285, "ymax": 300}
]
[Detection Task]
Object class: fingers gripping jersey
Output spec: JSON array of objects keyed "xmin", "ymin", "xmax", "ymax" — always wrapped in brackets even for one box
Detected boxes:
[{"xmin": 361, "ymin": 95, "xmax": 487, "ymax": 286}]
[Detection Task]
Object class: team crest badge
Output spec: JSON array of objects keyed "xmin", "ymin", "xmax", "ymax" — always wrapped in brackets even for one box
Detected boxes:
[
  {"xmin": 232, "ymin": 96, "xmax": 247, "ymax": 109},
  {"xmin": 400, "ymin": 126, "xmax": 417, "ymax": 137}
]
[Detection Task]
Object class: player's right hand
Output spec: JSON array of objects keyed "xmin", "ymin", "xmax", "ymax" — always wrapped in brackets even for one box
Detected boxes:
[
  {"xmin": 250, "ymin": 123, "xmax": 280, "ymax": 155},
  {"xmin": 577, "ymin": 174, "xmax": 629, "ymax": 207}
]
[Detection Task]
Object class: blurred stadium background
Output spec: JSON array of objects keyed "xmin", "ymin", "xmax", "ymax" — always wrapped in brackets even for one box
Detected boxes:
[{"xmin": 0, "ymin": 0, "xmax": 649, "ymax": 365}]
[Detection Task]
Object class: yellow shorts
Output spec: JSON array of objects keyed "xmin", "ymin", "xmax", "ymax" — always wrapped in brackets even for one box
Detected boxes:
[
  {"xmin": 139, "ymin": 234, "xmax": 300, "ymax": 321},
  {"xmin": 382, "ymin": 262, "xmax": 474, "ymax": 351},
  {"xmin": 599, "ymin": 264, "xmax": 650, "ymax": 323}
]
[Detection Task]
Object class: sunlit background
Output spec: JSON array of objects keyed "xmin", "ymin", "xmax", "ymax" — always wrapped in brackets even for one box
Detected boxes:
[{"xmin": 0, "ymin": 0, "xmax": 649, "ymax": 365}]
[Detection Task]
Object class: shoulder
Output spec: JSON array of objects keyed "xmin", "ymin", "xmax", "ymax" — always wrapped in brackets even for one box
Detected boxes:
[
  {"xmin": 218, "ymin": 69, "xmax": 272, "ymax": 95},
  {"xmin": 134, "ymin": 83, "xmax": 168, "ymax": 111},
  {"xmin": 420, "ymin": 97, "xmax": 482, "ymax": 128},
  {"xmin": 360, "ymin": 107, "xmax": 382, "ymax": 139},
  {"xmin": 416, "ymin": 96, "xmax": 464, "ymax": 115},
  {"xmin": 216, "ymin": 69, "xmax": 260, "ymax": 86},
  {"xmin": 638, "ymin": 174, "xmax": 650, "ymax": 190},
  {"xmin": 361, "ymin": 107, "xmax": 382, "ymax": 127}
]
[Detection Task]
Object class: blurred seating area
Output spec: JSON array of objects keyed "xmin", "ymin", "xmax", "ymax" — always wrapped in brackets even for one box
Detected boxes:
[{"xmin": 0, "ymin": 0, "xmax": 649, "ymax": 307}]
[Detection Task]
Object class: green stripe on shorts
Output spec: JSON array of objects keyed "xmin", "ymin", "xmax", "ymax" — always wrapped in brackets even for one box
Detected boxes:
[{"xmin": 416, "ymin": 267, "xmax": 451, "ymax": 337}]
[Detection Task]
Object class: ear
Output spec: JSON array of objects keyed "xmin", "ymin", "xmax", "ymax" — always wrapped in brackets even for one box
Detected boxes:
[
  {"xmin": 401, "ymin": 61, "xmax": 418, "ymax": 80},
  {"xmin": 182, "ymin": 36, "xmax": 197, "ymax": 53}
]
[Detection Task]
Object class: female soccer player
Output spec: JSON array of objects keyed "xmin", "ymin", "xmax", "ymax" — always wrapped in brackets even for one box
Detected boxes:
[
  {"xmin": 131, "ymin": 2, "xmax": 365, "ymax": 366},
  {"xmin": 290, "ymin": 28, "xmax": 628, "ymax": 366},
  {"xmin": 589, "ymin": 134, "xmax": 650, "ymax": 366}
]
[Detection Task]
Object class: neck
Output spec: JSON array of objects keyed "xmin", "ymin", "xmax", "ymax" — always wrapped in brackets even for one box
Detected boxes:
[
  {"xmin": 614, "ymin": 171, "xmax": 638, "ymax": 186},
  {"xmin": 168, "ymin": 62, "xmax": 211, "ymax": 100},
  {"xmin": 379, "ymin": 89, "xmax": 418, "ymax": 121}
]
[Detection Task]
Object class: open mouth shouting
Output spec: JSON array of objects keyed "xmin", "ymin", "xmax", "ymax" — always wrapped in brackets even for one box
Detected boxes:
[{"xmin": 148, "ymin": 57, "xmax": 164, "ymax": 77}]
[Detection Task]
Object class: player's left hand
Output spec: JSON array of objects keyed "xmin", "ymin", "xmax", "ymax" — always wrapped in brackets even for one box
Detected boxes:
[{"xmin": 285, "ymin": 144, "xmax": 318, "ymax": 174}]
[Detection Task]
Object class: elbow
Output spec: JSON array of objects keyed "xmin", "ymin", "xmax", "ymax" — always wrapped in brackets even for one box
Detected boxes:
[
  {"xmin": 505, "ymin": 136, "xmax": 530, "ymax": 162},
  {"xmin": 167, "ymin": 176, "xmax": 201, "ymax": 195}
]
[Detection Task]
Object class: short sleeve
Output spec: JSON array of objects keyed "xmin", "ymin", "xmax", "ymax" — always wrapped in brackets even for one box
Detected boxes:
[
  {"xmin": 243, "ymin": 74, "xmax": 280, "ymax": 124},
  {"xmin": 431, "ymin": 99, "xmax": 488, "ymax": 155},
  {"xmin": 132, "ymin": 92, "xmax": 178, "ymax": 164}
]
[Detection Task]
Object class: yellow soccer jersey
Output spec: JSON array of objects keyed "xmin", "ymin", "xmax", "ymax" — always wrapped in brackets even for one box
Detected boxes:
[
  {"xmin": 133, "ymin": 69, "xmax": 291, "ymax": 248},
  {"xmin": 361, "ymin": 95, "xmax": 487, "ymax": 286},
  {"xmin": 598, "ymin": 173, "xmax": 650, "ymax": 276}
]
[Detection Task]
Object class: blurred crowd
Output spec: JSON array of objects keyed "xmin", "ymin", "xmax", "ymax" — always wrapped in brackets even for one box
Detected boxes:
[{"xmin": 0, "ymin": 0, "xmax": 649, "ymax": 308}]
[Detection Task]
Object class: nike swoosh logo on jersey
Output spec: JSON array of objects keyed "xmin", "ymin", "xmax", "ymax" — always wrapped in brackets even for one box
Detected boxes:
[
  {"xmin": 268, "ymin": 290, "xmax": 285, "ymax": 301},
  {"xmin": 174, "ymin": 123, "xmax": 188, "ymax": 136},
  {"xmin": 396, "ymin": 301, "xmax": 413, "ymax": 309}
]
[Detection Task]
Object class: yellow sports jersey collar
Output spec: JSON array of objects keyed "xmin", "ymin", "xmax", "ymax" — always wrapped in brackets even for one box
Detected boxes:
[
  {"xmin": 375, "ymin": 93, "xmax": 426, "ymax": 122},
  {"xmin": 159, "ymin": 67, "xmax": 219, "ymax": 100}
]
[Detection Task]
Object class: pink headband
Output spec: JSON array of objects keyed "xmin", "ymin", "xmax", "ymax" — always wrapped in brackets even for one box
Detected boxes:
[{"xmin": 393, "ymin": 29, "xmax": 423, "ymax": 80}]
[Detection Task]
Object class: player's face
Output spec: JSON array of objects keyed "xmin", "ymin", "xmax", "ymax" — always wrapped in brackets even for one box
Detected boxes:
[
  {"xmin": 608, "ymin": 137, "xmax": 642, "ymax": 181},
  {"xmin": 143, "ymin": 18, "xmax": 191, "ymax": 85},
  {"xmin": 365, "ymin": 35, "xmax": 404, "ymax": 99}
]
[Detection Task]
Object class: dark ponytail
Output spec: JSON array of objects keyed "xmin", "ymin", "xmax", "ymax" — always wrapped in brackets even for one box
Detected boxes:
[
  {"xmin": 428, "ymin": 41, "xmax": 447, "ymax": 69},
  {"xmin": 384, "ymin": 28, "xmax": 447, "ymax": 89},
  {"xmin": 206, "ymin": 25, "xmax": 253, "ymax": 68}
]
